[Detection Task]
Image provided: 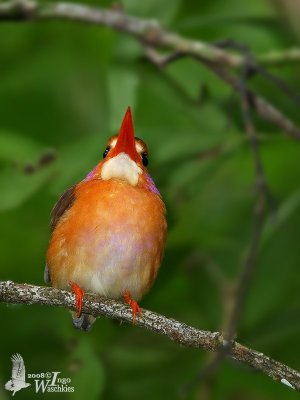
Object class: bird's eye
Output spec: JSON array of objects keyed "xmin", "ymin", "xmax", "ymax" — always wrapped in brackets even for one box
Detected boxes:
[
  {"xmin": 103, "ymin": 146, "xmax": 110, "ymax": 159},
  {"xmin": 141, "ymin": 152, "xmax": 148, "ymax": 167}
]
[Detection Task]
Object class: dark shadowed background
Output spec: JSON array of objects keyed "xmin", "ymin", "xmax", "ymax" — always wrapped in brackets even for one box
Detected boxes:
[{"xmin": 1, "ymin": 0, "xmax": 300, "ymax": 399}]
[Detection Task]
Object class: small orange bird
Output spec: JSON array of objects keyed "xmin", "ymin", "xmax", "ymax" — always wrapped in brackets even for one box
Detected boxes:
[{"xmin": 45, "ymin": 107, "xmax": 167, "ymax": 331}]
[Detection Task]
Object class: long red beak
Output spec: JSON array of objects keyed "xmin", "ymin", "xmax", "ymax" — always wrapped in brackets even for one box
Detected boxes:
[{"xmin": 109, "ymin": 107, "xmax": 140, "ymax": 163}]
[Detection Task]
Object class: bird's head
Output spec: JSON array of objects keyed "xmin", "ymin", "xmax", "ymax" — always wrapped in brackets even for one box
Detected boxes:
[{"xmin": 86, "ymin": 107, "xmax": 157, "ymax": 191}]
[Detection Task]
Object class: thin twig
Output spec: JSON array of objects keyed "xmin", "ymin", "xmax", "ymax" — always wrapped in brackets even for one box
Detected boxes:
[
  {"xmin": 212, "ymin": 39, "xmax": 300, "ymax": 107},
  {"xmin": 144, "ymin": 47, "xmax": 186, "ymax": 69},
  {"xmin": 183, "ymin": 54, "xmax": 273, "ymax": 391},
  {"xmin": 145, "ymin": 46, "xmax": 300, "ymax": 140},
  {"xmin": 0, "ymin": 280, "xmax": 300, "ymax": 391},
  {"xmin": 200, "ymin": 59, "xmax": 300, "ymax": 140},
  {"xmin": 222, "ymin": 55, "xmax": 270, "ymax": 341}
]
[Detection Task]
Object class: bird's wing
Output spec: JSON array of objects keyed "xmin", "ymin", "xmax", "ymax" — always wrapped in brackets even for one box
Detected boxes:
[
  {"xmin": 5, "ymin": 379, "xmax": 13, "ymax": 390},
  {"xmin": 44, "ymin": 263, "xmax": 51, "ymax": 283},
  {"xmin": 46, "ymin": 185, "xmax": 76, "ymax": 283},
  {"xmin": 50, "ymin": 185, "xmax": 76, "ymax": 232},
  {"xmin": 11, "ymin": 354, "xmax": 26, "ymax": 382}
]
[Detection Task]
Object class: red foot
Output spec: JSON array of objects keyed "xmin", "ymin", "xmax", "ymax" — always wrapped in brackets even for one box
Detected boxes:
[
  {"xmin": 70, "ymin": 282, "xmax": 84, "ymax": 317},
  {"xmin": 123, "ymin": 291, "xmax": 142, "ymax": 324}
]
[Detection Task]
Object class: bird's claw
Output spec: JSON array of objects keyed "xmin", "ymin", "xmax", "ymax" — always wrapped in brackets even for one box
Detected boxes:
[
  {"xmin": 123, "ymin": 291, "xmax": 142, "ymax": 324},
  {"xmin": 70, "ymin": 282, "xmax": 84, "ymax": 317}
]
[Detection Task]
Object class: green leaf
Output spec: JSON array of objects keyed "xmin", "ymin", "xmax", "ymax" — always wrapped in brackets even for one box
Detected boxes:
[
  {"xmin": 0, "ymin": 131, "xmax": 42, "ymax": 163},
  {"xmin": 0, "ymin": 164, "xmax": 56, "ymax": 211}
]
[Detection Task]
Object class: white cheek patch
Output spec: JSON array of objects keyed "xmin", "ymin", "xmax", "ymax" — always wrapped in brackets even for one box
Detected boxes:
[{"xmin": 101, "ymin": 153, "xmax": 142, "ymax": 186}]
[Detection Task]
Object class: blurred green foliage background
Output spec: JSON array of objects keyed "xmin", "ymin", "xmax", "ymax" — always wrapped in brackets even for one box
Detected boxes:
[{"xmin": 1, "ymin": 0, "xmax": 300, "ymax": 399}]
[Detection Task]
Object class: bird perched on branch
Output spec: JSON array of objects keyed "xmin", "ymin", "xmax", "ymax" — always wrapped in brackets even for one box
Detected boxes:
[{"xmin": 45, "ymin": 107, "xmax": 167, "ymax": 331}]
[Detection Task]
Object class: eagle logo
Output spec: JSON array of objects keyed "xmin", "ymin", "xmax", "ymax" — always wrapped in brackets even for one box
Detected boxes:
[{"xmin": 5, "ymin": 354, "xmax": 30, "ymax": 396}]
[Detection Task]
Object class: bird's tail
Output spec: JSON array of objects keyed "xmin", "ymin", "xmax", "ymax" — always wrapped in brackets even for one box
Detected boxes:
[{"xmin": 71, "ymin": 312, "xmax": 96, "ymax": 332}]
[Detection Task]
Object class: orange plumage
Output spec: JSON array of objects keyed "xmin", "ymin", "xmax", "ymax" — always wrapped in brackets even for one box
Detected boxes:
[{"xmin": 45, "ymin": 107, "xmax": 167, "ymax": 330}]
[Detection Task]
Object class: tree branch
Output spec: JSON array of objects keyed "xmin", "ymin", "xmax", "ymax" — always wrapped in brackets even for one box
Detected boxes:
[
  {"xmin": 0, "ymin": 0, "xmax": 299, "ymax": 67},
  {"xmin": 0, "ymin": 0, "xmax": 258, "ymax": 67},
  {"xmin": 0, "ymin": 280, "xmax": 299, "ymax": 391},
  {"xmin": 1, "ymin": 0, "xmax": 300, "ymax": 140}
]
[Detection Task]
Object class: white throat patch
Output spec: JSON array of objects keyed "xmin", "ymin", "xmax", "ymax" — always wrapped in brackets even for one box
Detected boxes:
[{"xmin": 100, "ymin": 153, "xmax": 142, "ymax": 186}]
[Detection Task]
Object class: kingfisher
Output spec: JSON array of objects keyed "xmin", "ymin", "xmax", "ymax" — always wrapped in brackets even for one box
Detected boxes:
[{"xmin": 45, "ymin": 107, "xmax": 167, "ymax": 331}]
